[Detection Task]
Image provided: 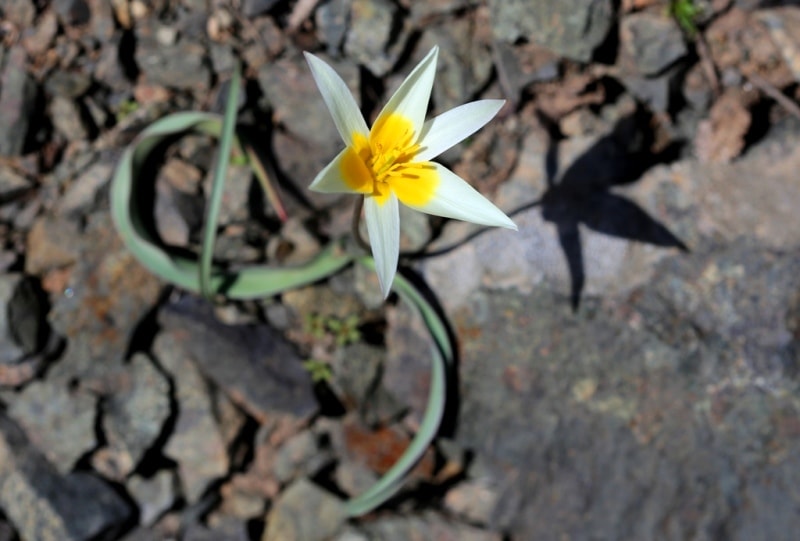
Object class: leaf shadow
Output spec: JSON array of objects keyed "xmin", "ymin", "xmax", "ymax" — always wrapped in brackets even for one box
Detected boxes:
[{"xmin": 538, "ymin": 107, "xmax": 688, "ymax": 310}]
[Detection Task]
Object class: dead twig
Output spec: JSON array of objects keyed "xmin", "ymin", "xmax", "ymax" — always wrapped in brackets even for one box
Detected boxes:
[
  {"xmin": 287, "ymin": 0, "xmax": 320, "ymax": 33},
  {"xmin": 695, "ymin": 31, "xmax": 721, "ymax": 98},
  {"xmin": 744, "ymin": 71, "xmax": 800, "ymax": 122}
]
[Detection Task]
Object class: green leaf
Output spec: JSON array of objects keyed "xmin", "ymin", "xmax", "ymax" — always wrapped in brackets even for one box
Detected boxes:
[
  {"xmin": 343, "ymin": 259, "xmax": 454, "ymax": 517},
  {"xmin": 109, "ymin": 110, "xmax": 353, "ymax": 299},
  {"xmin": 199, "ymin": 67, "xmax": 242, "ymax": 298}
]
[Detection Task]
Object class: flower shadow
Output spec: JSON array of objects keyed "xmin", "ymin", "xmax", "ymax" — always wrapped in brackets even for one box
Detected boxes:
[{"xmin": 538, "ymin": 108, "xmax": 688, "ymax": 310}]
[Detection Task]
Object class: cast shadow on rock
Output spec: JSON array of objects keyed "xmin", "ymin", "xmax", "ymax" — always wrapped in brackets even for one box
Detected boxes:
[{"xmin": 538, "ymin": 108, "xmax": 688, "ymax": 310}]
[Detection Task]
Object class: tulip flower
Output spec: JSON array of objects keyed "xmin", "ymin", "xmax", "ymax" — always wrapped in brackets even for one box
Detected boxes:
[{"xmin": 305, "ymin": 46, "xmax": 517, "ymax": 297}]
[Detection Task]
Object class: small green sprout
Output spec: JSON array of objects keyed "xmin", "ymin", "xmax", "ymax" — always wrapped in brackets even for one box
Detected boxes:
[
  {"xmin": 116, "ymin": 99, "xmax": 140, "ymax": 122},
  {"xmin": 327, "ymin": 314, "xmax": 361, "ymax": 346},
  {"xmin": 303, "ymin": 313, "xmax": 362, "ymax": 346},
  {"xmin": 302, "ymin": 359, "xmax": 333, "ymax": 382},
  {"xmin": 303, "ymin": 313, "xmax": 330, "ymax": 340},
  {"xmin": 229, "ymin": 152, "xmax": 248, "ymax": 166},
  {"xmin": 670, "ymin": 0, "xmax": 703, "ymax": 37}
]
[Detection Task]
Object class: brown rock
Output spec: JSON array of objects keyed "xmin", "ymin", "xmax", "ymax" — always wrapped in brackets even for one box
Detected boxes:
[{"xmin": 25, "ymin": 216, "xmax": 80, "ymax": 276}]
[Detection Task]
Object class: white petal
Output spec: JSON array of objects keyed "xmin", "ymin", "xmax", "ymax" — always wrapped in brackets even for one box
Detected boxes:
[
  {"xmin": 304, "ymin": 52, "xmax": 369, "ymax": 147},
  {"xmin": 415, "ymin": 100, "xmax": 505, "ymax": 162},
  {"xmin": 406, "ymin": 163, "xmax": 517, "ymax": 230},
  {"xmin": 373, "ymin": 46, "xmax": 438, "ymax": 137},
  {"xmin": 309, "ymin": 147, "xmax": 352, "ymax": 193},
  {"xmin": 364, "ymin": 193, "xmax": 400, "ymax": 298}
]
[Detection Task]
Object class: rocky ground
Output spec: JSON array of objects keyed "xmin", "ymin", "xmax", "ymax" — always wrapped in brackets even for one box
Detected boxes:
[{"xmin": 1, "ymin": 0, "xmax": 800, "ymax": 540}]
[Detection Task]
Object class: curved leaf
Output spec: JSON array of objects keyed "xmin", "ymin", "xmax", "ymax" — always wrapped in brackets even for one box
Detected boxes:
[
  {"xmin": 110, "ymin": 111, "xmax": 352, "ymax": 299},
  {"xmin": 344, "ymin": 259, "xmax": 454, "ymax": 517}
]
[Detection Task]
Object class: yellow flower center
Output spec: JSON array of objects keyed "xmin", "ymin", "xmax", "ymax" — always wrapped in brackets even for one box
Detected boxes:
[{"xmin": 340, "ymin": 113, "xmax": 438, "ymax": 206}]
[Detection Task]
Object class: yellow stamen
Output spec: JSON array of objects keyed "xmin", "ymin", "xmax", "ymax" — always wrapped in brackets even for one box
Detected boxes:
[{"xmin": 339, "ymin": 113, "xmax": 438, "ymax": 207}]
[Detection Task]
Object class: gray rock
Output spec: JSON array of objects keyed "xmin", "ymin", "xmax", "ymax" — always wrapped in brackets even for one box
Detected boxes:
[
  {"xmin": 492, "ymin": 41, "xmax": 560, "ymax": 101},
  {"xmin": 417, "ymin": 119, "xmax": 800, "ymax": 537},
  {"xmin": 0, "ymin": 163, "xmax": 33, "ymax": 204},
  {"xmin": 94, "ymin": 37, "xmax": 131, "ymax": 91},
  {"xmin": 117, "ymin": 527, "xmax": 165, "ymax": 541},
  {"xmin": 50, "ymin": 96, "xmax": 91, "ymax": 141},
  {"xmin": 158, "ymin": 295, "xmax": 318, "ymax": 422},
  {"xmin": 344, "ymin": 0, "xmax": 406, "ymax": 77},
  {"xmin": 134, "ymin": 24, "xmax": 210, "ymax": 93},
  {"xmin": 202, "ymin": 163, "xmax": 251, "ymax": 225},
  {"xmin": 383, "ymin": 301, "xmax": 436, "ymax": 422},
  {"xmin": 489, "ymin": 0, "xmax": 614, "ymax": 62},
  {"xmin": 43, "ymin": 212, "xmax": 162, "ymax": 383},
  {"xmin": 621, "ymin": 11, "xmax": 687, "ymax": 76},
  {"xmin": 334, "ymin": 459, "xmax": 378, "ymax": 501},
  {"xmin": 261, "ymin": 478, "xmax": 346, "ymax": 541},
  {"xmin": 153, "ymin": 180, "xmax": 193, "ymax": 247},
  {"xmin": 53, "ymin": 0, "xmax": 91, "ymax": 26},
  {"xmin": 155, "ymin": 332, "xmax": 229, "ymax": 504},
  {"xmin": 270, "ymin": 130, "xmax": 347, "ymax": 209},
  {"xmin": 44, "ymin": 70, "xmax": 93, "ymax": 99},
  {"xmin": 448, "ymin": 262, "xmax": 800, "ymax": 540},
  {"xmin": 333, "ymin": 348, "xmax": 383, "ymax": 411},
  {"xmin": 126, "ymin": 470, "xmax": 178, "ymax": 526},
  {"xmin": 0, "ymin": 46, "xmax": 37, "ymax": 156},
  {"xmin": 315, "ymin": 0, "xmax": 351, "ymax": 55},
  {"xmin": 624, "ymin": 66, "xmax": 684, "ymax": 113},
  {"xmin": 240, "ymin": 16, "xmax": 284, "ymax": 70},
  {"xmin": 0, "ymin": 274, "xmax": 49, "ymax": 364},
  {"xmin": 184, "ymin": 518, "xmax": 249, "ymax": 541},
  {"xmin": 272, "ymin": 430, "xmax": 333, "ymax": 485},
  {"xmin": 622, "ymin": 117, "xmax": 800, "ymax": 251},
  {"xmin": 241, "ymin": 0, "xmax": 281, "ymax": 17},
  {"xmin": 6, "ymin": 378, "xmax": 97, "ymax": 473},
  {"xmin": 0, "ymin": 413, "xmax": 132, "ymax": 541},
  {"xmin": 153, "ymin": 158, "xmax": 204, "ymax": 246},
  {"xmin": 209, "ymin": 43, "xmax": 237, "ymax": 75},
  {"xmin": 0, "ymin": 519, "xmax": 15, "ymax": 541},
  {"xmin": 270, "ymin": 216, "xmax": 322, "ymax": 265},
  {"xmin": 446, "ymin": 288, "xmax": 665, "ymax": 535},
  {"xmin": 179, "ymin": 0, "xmax": 209, "ymax": 11},
  {"xmin": 87, "ymin": 0, "xmax": 115, "ymax": 41},
  {"xmin": 101, "ymin": 353, "xmax": 171, "ymax": 477},
  {"xmin": 635, "ymin": 243, "xmax": 800, "ymax": 383},
  {"xmin": 351, "ymin": 262, "xmax": 386, "ymax": 310},
  {"xmin": 418, "ymin": 18, "xmax": 495, "ymax": 115},
  {"xmin": 3, "ymin": 0, "xmax": 36, "ymax": 26},
  {"xmin": 332, "ymin": 529, "xmax": 369, "ymax": 541},
  {"xmin": 410, "ymin": 0, "xmax": 473, "ymax": 22},
  {"xmin": 22, "ymin": 8, "xmax": 59, "ymax": 56},
  {"xmin": 443, "ymin": 476, "xmax": 500, "ymax": 526},
  {"xmin": 683, "ymin": 62, "xmax": 713, "ymax": 112},
  {"xmin": 259, "ymin": 52, "xmax": 355, "ymax": 155},
  {"xmin": 360, "ymin": 512, "xmax": 500, "ymax": 541},
  {"xmin": 757, "ymin": 7, "xmax": 800, "ymax": 83},
  {"xmin": 56, "ymin": 160, "xmax": 113, "ymax": 217}
]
